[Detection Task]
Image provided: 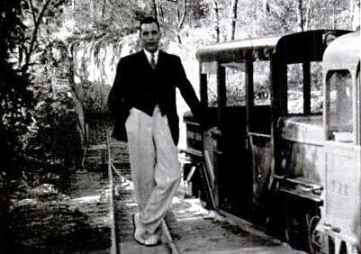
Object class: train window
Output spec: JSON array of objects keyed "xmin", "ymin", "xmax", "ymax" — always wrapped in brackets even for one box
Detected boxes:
[
  {"xmin": 287, "ymin": 62, "xmax": 324, "ymax": 114},
  {"xmin": 203, "ymin": 62, "xmax": 218, "ymax": 107},
  {"xmin": 207, "ymin": 72, "xmax": 218, "ymax": 107},
  {"xmin": 310, "ymin": 62, "xmax": 323, "ymax": 113},
  {"xmin": 224, "ymin": 63, "xmax": 246, "ymax": 106},
  {"xmin": 326, "ymin": 70, "xmax": 353, "ymax": 142},
  {"xmin": 287, "ymin": 64, "xmax": 304, "ymax": 114},
  {"xmin": 254, "ymin": 61, "xmax": 270, "ymax": 105}
]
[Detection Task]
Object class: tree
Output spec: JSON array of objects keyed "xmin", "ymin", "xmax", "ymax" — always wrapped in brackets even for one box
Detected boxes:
[
  {"xmin": 261, "ymin": 0, "xmax": 359, "ymax": 33},
  {"xmin": 295, "ymin": 0, "xmax": 312, "ymax": 31},
  {"xmin": 174, "ymin": 0, "xmax": 188, "ymax": 44},
  {"xmin": 156, "ymin": 0, "xmax": 189, "ymax": 44},
  {"xmin": 66, "ymin": 0, "xmax": 148, "ymax": 35},
  {"xmin": 212, "ymin": 0, "xmax": 221, "ymax": 42},
  {"xmin": 1, "ymin": 0, "xmax": 82, "ymax": 175},
  {"xmin": 1, "ymin": 0, "xmax": 33, "ymax": 249},
  {"xmin": 230, "ymin": 0, "xmax": 239, "ymax": 40},
  {"xmin": 1, "ymin": 0, "xmax": 33, "ymax": 176},
  {"xmin": 16, "ymin": 0, "xmax": 68, "ymax": 73},
  {"xmin": 152, "ymin": 0, "xmax": 159, "ymax": 21}
]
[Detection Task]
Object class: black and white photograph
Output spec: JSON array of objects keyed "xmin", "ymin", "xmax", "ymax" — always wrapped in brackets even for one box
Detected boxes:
[{"xmin": 0, "ymin": 0, "xmax": 360, "ymax": 253}]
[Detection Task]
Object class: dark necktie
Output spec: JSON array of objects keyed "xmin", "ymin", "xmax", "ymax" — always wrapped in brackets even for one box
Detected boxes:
[{"xmin": 150, "ymin": 53, "xmax": 156, "ymax": 69}]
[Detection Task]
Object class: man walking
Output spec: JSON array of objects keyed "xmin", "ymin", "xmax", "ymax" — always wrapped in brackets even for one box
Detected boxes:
[{"xmin": 108, "ymin": 17, "xmax": 204, "ymax": 246}]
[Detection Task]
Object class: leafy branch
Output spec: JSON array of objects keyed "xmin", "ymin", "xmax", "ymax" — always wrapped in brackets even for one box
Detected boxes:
[
  {"xmin": 23, "ymin": 0, "xmax": 52, "ymax": 73},
  {"xmin": 22, "ymin": 0, "xmax": 66, "ymax": 74}
]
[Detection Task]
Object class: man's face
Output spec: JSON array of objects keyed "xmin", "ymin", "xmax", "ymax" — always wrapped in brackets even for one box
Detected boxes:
[{"xmin": 139, "ymin": 22, "xmax": 161, "ymax": 53}]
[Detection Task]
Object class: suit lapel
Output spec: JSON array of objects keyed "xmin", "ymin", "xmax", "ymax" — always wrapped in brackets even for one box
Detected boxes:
[{"xmin": 137, "ymin": 50, "xmax": 151, "ymax": 70}]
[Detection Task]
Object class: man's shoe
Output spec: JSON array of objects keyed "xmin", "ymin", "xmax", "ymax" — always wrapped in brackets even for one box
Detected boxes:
[
  {"xmin": 132, "ymin": 214, "xmax": 145, "ymax": 245},
  {"xmin": 143, "ymin": 233, "xmax": 161, "ymax": 246},
  {"xmin": 132, "ymin": 214, "xmax": 161, "ymax": 247}
]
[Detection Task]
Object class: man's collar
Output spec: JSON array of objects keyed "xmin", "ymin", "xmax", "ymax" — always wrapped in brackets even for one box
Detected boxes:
[
  {"xmin": 143, "ymin": 49, "xmax": 159, "ymax": 64},
  {"xmin": 143, "ymin": 49, "xmax": 159, "ymax": 58}
]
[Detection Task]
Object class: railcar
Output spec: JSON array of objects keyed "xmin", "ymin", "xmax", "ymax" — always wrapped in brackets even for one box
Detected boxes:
[{"xmin": 182, "ymin": 30, "xmax": 360, "ymax": 254}]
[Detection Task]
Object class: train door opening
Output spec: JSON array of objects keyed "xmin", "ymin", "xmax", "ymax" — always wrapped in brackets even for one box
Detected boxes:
[
  {"xmin": 246, "ymin": 59, "xmax": 273, "ymax": 224},
  {"xmin": 198, "ymin": 54, "xmax": 275, "ymax": 220},
  {"xmin": 203, "ymin": 61, "xmax": 253, "ymax": 218}
]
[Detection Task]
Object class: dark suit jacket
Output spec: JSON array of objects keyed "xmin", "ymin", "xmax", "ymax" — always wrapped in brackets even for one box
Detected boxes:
[{"xmin": 107, "ymin": 50, "xmax": 203, "ymax": 145}]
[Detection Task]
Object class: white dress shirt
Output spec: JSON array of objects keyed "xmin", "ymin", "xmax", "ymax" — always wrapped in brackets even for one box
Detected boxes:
[{"xmin": 144, "ymin": 49, "xmax": 159, "ymax": 66}]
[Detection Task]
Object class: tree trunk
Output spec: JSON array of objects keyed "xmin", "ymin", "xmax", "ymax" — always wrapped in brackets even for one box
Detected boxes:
[
  {"xmin": 230, "ymin": 0, "xmax": 238, "ymax": 40},
  {"xmin": 177, "ymin": 0, "xmax": 187, "ymax": 30},
  {"xmin": 23, "ymin": 0, "xmax": 53, "ymax": 73},
  {"xmin": 296, "ymin": 0, "xmax": 305, "ymax": 31},
  {"xmin": 303, "ymin": 0, "xmax": 312, "ymax": 30},
  {"xmin": 152, "ymin": 0, "xmax": 158, "ymax": 21},
  {"xmin": 159, "ymin": 2, "xmax": 165, "ymax": 23},
  {"xmin": 72, "ymin": 0, "xmax": 75, "ymax": 20},
  {"xmin": 90, "ymin": 0, "xmax": 95, "ymax": 25},
  {"xmin": 332, "ymin": 0, "xmax": 337, "ymax": 29},
  {"xmin": 263, "ymin": 0, "xmax": 270, "ymax": 13},
  {"xmin": 349, "ymin": 0, "xmax": 355, "ymax": 29},
  {"xmin": 213, "ymin": 0, "xmax": 220, "ymax": 42},
  {"xmin": 176, "ymin": 0, "xmax": 187, "ymax": 44},
  {"xmin": 101, "ymin": 0, "xmax": 106, "ymax": 19}
]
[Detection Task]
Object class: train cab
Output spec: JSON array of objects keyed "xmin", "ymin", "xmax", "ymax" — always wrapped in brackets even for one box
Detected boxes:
[{"xmin": 182, "ymin": 29, "xmax": 360, "ymax": 253}]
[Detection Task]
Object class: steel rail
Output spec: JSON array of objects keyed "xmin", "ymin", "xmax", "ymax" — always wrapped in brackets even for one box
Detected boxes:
[
  {"xmin": 161, "ymin": 219, "xmax": 181, "ymax": 254},
  {"xmin": 106, "ymin": 130, "xmax": 121, "ymax": 254}
]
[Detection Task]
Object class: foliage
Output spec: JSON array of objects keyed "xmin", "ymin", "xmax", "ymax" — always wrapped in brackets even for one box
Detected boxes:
[
  {"xmin": 1, "ymin": 0, "xmax": 81, "ymax": 174},
  {"xmin": 1, "ymin": 0, "xmax": 81, "ymax": 244},
  {"xmin": 0, "ymin": 0, "xmax": 33, "ymax": 177},
  {"xmin": 1, "ymin": 1, "xmax": 80, "ymax": 224},
  {"xmin": 63, "ymin": 0, "xmax": 148, "ymax": 36},
  {"xmin": 1, "ymin": 0, "xmax": 358, "ymax": 178},
  {"xmin": 25, "ymin": 37, "xmax": 82, "ymax": 170},
  {"xmin": 0, "ymin": 0, "xmax": 33, "ymax": 249},
  {"xmin": 28, "ymin": 86, "xmax": 82, "ymax": 169},
  {"xmin": 0, "ymin": 0, "xmax": 358, "ymax": 249},
  {"xmin": 19, "ymin": 0, "xmax": 69, "ymax": 72}
]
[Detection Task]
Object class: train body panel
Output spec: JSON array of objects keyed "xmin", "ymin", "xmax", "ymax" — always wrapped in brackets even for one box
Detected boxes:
[{"xmin": 279, "ymin": 116, "xmax": 325, "ymax": 181}]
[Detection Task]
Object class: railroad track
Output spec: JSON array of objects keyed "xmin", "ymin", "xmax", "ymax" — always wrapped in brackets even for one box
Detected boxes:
[
  {"xmin": 105, "ymin": 130, "xmax": 181, "ymax": 254},
  {"xmin": 103, "ymin": 130, "xmax": 305, "ymax": 254}
]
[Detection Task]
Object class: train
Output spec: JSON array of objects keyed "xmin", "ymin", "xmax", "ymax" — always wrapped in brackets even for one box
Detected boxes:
[{"xmin": 182, "ymin": 29, "xmax": 360, "ymax": 254}]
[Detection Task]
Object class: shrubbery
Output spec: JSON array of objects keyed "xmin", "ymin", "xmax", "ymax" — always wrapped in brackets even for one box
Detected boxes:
[{"xmin": 1, "ymin": 3, "xmax": 82, "ymax": 247}]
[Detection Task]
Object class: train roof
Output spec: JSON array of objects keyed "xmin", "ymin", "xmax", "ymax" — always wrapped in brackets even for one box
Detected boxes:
[
  {"xmin": 196, "ymin": 36, "xmax": 280, "ymax": 62},
  {"xmin": 196, "ymin": 30, "xmax": 350, "ymax": 63},
  {"xmin": 322, "ymin": 30, "xmax": 360, "ymax": 70}
]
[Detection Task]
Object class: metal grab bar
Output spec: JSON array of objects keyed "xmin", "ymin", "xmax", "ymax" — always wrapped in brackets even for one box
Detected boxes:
[{"xmin": 248, "ymin": 132, "xmax": 271, "ymax": 138}]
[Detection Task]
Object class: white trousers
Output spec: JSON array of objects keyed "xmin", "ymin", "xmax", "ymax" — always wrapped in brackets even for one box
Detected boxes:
[{"xmin": 125, "ymin": 106, "xmax": 180, "ymax": 234}]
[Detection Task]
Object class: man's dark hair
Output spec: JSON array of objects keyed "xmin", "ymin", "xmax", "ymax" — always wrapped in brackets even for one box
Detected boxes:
[{"xmin": 139, "ymin": 16, "xmax": 160, "ymax": 30}]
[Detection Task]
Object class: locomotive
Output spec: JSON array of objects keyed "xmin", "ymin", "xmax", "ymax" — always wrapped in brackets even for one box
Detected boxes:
[{"xmin": 182, "ymin": 30, "xmax": 360, "ymax": 254}]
